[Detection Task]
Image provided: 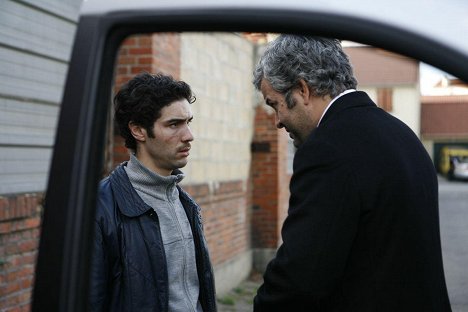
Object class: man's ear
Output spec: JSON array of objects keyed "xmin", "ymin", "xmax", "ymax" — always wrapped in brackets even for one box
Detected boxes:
[
  {"xmin": 128, "ymin": 122, "xmax": 147, "ymax": 143},
  {"xmin": 297, "ymin": 79, "xmax": 311, "ymax": 103}
]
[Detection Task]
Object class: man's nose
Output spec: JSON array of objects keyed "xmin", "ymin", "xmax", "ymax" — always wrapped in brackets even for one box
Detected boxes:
[
  {"xmin": 182, "ymin": 125, "xmax": 194, "ymax": 142},
  {"xmin": 276, "ymin": 117, "xmax": 284, "ymax": 129}
]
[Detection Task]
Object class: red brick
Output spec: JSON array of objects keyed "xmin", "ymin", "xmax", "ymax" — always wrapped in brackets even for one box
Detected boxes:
[
  {"xmin": 16, "ymin": 197, "xmax": 25, "ymax": 218},
  {"xmin": 0, "ymin": 281, "xmax": 21, "ymax": 297},
  {"xmin": 117, "ymin": 56, "xmax": 136, "ymax": 65},
  {"xmin": 0, "ymin": 222, "xmax": 11, "ymax": 234},
  {"xmin": 130, "ymin": 66, "xmax": 151, "ymax": 74},
  {"xmin": 23, "ymin": 218, "xmax": 40, "ymax": 230},
  {"xmin": 17, "ymin": 252, "xmax": 37, "ymax": 266},
  {"xmin": 128, "ymin": 47, "xmax": 152, "ymax": 55},
  {"xmin": 121, "ymin": 37, "xmax": 136, "ymax": 46},
  {"xmin": 9, "ymin": 200, "xmax": 16, "ymax": 219},
  {"xmin": 137, "ymin": 57, "xmax": 152, "ymax": 65},
  {"xmin": 117, "ymin": 67, "xmax": 128, "ymax": 75},
  {"xmin": 20, "ymin": 303, "xmax": 31, "ymax": 312},
  {"xmin": 117, "ymin": 46, "xmax": 128, "ymax": 56},
  {"xmin": 20, "ymin": 278, "xmax": 32, "ymax": 289},
  {"xmin": 137, "ymin": 36, "xmax": 152, "ymax": 46},
  {"xmin": 17, "ymin": 240, "xmax": 37, "ymax": 253},
  {"xmin": 0, "ymin": 197, "xmax": 8, "ymax": 218}
]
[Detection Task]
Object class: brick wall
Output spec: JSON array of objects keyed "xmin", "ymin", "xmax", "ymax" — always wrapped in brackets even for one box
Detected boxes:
[
  {"xmin": 251, "ymin": 104, "xmax": 290, "ymax": 250},
  {"xmin": 114, "ymin": 35, "xmax": 153, "ymax": 89},
  {"xmin": 114, "ymin": 33, "xmax": 181, "ymax": 93},
  {"xmin": 183, "ymin": 181, "xmax": 250, "ymax": 266},
  {"xmin": 0, "ymin": 193, "xmax": 42, "ymax": 312},
  {"xmin": 151, "ymin": 33, "xmax": 181, "ymax": 78},
  {"xmin": 251, "ymin": 105, "xmax": 280, "ymax": 248},
  {"xmin": 421, "ymin": 95, "xmax": 468, "ymax": 138}
]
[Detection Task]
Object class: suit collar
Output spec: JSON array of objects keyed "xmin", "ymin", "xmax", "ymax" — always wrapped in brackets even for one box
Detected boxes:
[
  {"xmin": 318, "ymin": 91, "xmax": 376, "ymax": 126},
  {"xmin": 317, "ymin": 89, "xmax": 356, "ymax": 126}
]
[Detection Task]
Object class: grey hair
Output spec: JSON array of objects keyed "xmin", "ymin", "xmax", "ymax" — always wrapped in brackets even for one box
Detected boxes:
[{"xmin": 253, "ymin": 35, "xmax": 358, "ymax": 108}]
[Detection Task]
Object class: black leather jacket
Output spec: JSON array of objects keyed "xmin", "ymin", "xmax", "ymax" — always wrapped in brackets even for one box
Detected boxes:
[{"xmin": 89, "ymin": 164, "xmax": 217, "ymax": 312}]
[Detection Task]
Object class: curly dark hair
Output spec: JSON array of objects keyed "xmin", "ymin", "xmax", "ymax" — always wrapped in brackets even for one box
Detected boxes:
[{"xmin": 114, "ymin": 72, "xmax": 196, "ymax": 151}]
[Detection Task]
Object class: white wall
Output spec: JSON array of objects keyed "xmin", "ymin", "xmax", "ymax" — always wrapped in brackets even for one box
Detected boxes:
[
  {"xmin": 180, "ymin": 33, "xmax": 256, "ymax": 184},
  {"xmin": 392, "ymin": 86, "xmax": 421, "ymax": 136}
]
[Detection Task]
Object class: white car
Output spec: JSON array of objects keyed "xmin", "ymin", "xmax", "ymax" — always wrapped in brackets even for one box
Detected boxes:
[{"xmin": 453, "ymin": 157, "xmax": 468, "ymax": 180}]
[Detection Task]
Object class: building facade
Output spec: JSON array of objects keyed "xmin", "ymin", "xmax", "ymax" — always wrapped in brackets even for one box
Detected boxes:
[
  {"xmin": 421, "ymin": 94, "xmax": 468, "ymax": 169},
  {"xmin": 344, "ymin": 45, "xmax": 421, "ymax": 135}
]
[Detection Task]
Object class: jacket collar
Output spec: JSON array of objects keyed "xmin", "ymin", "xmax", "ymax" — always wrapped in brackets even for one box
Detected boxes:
[
  {"xmin": 318, "ymin": 91, "xmax": 376, "ymax": 127},
  {"xmin": 109, "ymin": 163, "xmax": 151, "ymax": 217},
  {"xmin": 109, "ymin": 163, "xmax": 198, "ymax": 218}
]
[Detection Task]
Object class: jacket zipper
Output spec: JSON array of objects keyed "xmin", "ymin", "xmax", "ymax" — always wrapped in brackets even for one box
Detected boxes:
[
  {"xmin": 188, "ymin": 203, "xmax": 216, "ymax": 312},
  {"xmin": 148, "ymin": 210, "xmax": 170, "ymax": 312},
  {"xmin": 167, "ymin": 186, "xmax": 197, "ymax": 312}
]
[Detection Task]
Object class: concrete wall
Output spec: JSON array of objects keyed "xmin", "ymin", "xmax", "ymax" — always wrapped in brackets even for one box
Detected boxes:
[
  {"xmin": 391, "ymin": 87, "xmax": 421, "ymax": 136},
  {"xmin": 180, "ymin": 32, "xmax": 255, "ymax": 185}
]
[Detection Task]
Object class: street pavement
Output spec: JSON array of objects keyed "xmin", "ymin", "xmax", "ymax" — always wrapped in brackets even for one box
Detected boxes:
[
  {"xmin": 439, "ymin": 176, "xmax": 468, "ymax": 311},
  {"xmin": 217, "ymin": 272, "xmax": 261, "ymax": 312},
  {"xmin": 218, "ymin": 176, "xmax": 468, "ymax": 311}
]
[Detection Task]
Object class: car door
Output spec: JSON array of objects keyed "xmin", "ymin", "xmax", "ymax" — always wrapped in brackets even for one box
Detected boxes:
[{"xmin": 31, "ymin": 1, "xmax": 468, "ymax": 311}]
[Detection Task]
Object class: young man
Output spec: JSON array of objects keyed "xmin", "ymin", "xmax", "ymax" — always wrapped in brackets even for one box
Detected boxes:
[
  {"xmin": 252, "ymin": 35, "xmax": 451, "ymax": 311},
  {"xmin": 89, "ymin": 73, "xmax": 216, "ymax": 312}
]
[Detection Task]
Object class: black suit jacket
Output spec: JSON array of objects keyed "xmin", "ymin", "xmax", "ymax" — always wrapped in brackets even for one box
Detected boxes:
[{"xmin": 254, "ymin": 91, "xmax": 451, "ymax": 311}]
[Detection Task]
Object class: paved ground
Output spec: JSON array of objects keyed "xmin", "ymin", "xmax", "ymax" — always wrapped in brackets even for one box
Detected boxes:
[
  {"xmin": 217, "ymin": 273, "xmax": 262, "ymax": 312},
  {"xmin": 438, "ymin": 176, "xmax": 468, "ymax": 311}
]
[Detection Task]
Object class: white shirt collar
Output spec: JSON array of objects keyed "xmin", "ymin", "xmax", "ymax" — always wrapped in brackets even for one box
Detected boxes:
[{"xmin": 317, "ymin": 89, "xmax": 356, "ymax": 127}]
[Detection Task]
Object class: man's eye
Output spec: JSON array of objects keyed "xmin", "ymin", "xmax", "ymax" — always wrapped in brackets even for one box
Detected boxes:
[{"xmin": 267, "ymin": 102, "xmax": 277, "ymax": 110}]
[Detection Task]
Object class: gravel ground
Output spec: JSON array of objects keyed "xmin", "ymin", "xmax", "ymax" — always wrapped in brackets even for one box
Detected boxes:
[{"xmin": 217, "ymin": 273, "xmax": 263, "ymax": 312}]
